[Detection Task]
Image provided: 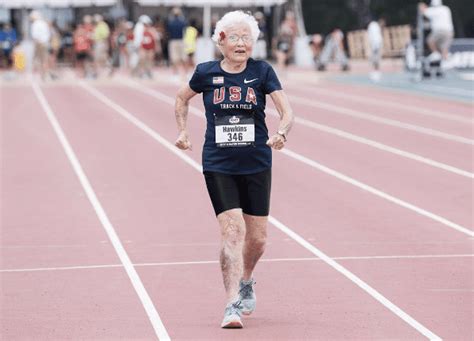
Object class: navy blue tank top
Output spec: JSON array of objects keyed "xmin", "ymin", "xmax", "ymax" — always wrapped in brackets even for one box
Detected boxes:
[{"xmin": 189, "ymin": 58, "xmax": 282, "ymax": 174}]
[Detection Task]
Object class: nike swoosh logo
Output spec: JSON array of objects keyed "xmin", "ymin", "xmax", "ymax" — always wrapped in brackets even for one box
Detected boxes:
[{"xmin": 244, "ymin": 78, "xmax": 258, "ymax": 84}]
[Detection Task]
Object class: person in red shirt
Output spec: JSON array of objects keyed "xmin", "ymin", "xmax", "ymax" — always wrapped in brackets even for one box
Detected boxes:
[
  {"xmin": 73, "ymin": 23, "xmax": 92, "ymax": 77},
  {"xmin": 139, "ymin": 21, "xmax": 157, "ymax": 78}
]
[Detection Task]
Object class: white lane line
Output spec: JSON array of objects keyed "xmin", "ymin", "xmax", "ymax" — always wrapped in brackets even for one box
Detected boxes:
[
  {"xmin": 388, "ymin": 80, "xmax": 474, "ymax": 97},
  {"xmin": 124, "ymin": 80, "xmax": 474, "ymax": 237},
  {"xmin": 268, "ymin": 217, "xmax": 441, "ymax": 341},
  {"xmin": 31, "ymin": 81, "xmax": 170, "ymax": 341},
  {"xmin": 429, "ymin": 289, "xmax": 474, "ymax": 292},
  {"xmin": 2, "ymin": 254, "xmax": 472, "ymax": 273},
  {"xmin": 290, "ymin": 94, "xmax": 474, "ymax": 145},
  {"xmin": 267, "ymin": 108, "xmax": 473, "ymax": 179},
  {"xmin": 282, "ymin": 148, "xmax": 474, "ymax": 237},
  {"xmin": 0, "ymin": 244, "xmax": 89, "ymax": 249},
  {"xmin": 287, "ymin": 85, "xmax": 472, "ymax": 124},
  {"xmin": 262, "ymin": 253, "xmax": 474, "ymax": 262},
  {"xmin": 81, "ymin": 81, "xmax": 441, "ymax": 340},
  {"xmin": 1, "ymin": 264, "xmax": 124, "ymax": 272}
]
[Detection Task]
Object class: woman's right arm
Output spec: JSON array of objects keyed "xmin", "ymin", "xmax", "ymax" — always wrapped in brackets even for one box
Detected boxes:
[{"xmin": 175, "ymin": 84, "xmax": 198, "ymax": 150}]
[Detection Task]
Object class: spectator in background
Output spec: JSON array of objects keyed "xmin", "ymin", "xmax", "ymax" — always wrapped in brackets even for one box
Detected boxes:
[
  {"xmin": 30, "ymin": 11, "xmax": 51, "ymax": 80},
  {"xmin": 367, "ymin": 17, "xmax": 385, "ymax": 81},
  {"xmin": 124, "ymin": 21, "xmax": 135, "ymax": 70},
  {"xmin": 48, "ymin": 21, "xmax": 61, "ymax": 79},
  {"xmin": 83, "ymin": 14, "xmax": 94, "ymax": 34},
  {"xmin": 82, "ymin": 14, "xmax": 94, "ymax": 54},
  {"xmin": 308, "ymin": 33, "xmax": 323, "ymax": 68},
  {"xmin": 183, "ymin": 18, "xmax": 198, "ymax": 69},
  {"xmin": 139, "ymin": 19, "xmax": 158, "ymax": 79},
  {"xmin": 93, "ymin": 14, "xmax": 110, "ymax": 77},
  {"xmin": 252, "ymin": 11, "xmax": 267, "ymax": 60},
  {"xmin": 419, "ymin": 0, "xmax": 454, "ymax": 63},
  {"xmin": 153, "ymin": 16, "xmax": 165, "ymax": 66},
  {"xmin": 73, "ymin": 22, "xmax": 93, "ymax": 78},
  {"xmin": 0, "ymin": 23, "xmax": 17, "ymax": 68},
  {"xmin": 61, "ymin": 24, "xmax": 75, "ymax": 66},
  {"xmin": 132, "ymin": 15, "xmax": 152, "ymax": 77},
  {"xmin": 274, "ymin": 10, "xmax": 297, "ymax": 75},
  {"xmin": 167, "ymin": 7, "xmax": 188, "ymax": 80},
  {"xmin": 317, "ymin": 28, "xmax": 350, "ymax": 72},
  {"xmin": 109, "ymin": 19, "xmax": 128, "ymax": 76}
]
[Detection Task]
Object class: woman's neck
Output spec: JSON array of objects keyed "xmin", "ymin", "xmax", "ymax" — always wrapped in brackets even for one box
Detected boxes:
[{"xmin": 220, "ymin": 59, "xmax": 247, "ymax": 73}]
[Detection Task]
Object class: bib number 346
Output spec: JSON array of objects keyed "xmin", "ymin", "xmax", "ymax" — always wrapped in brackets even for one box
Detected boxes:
[{"xmin": 215, "ymin": 114, "xmax": 255, "ymax": 147}]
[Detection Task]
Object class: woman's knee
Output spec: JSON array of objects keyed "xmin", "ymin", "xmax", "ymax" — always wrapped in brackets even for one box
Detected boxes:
[
  {"xmin": 218, "ymin": 209, "xmax": 246, "ymax": 244},
  {"xmin": 243, "ymin": 214, "xmax": 268, "ymax": 245}
]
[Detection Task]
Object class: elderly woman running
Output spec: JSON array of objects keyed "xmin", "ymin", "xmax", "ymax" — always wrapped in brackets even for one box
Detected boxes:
[{"xmin": 174, "ymin": 11, "xmax": 294, "ymax": 329}]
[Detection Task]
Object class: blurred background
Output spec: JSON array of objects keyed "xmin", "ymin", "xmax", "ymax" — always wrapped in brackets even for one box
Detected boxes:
[{"xmin": 0, "ymin": 0, "xmax": 472, "ymax": 85}]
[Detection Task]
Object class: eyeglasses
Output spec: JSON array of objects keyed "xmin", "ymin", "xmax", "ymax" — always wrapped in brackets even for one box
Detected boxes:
[{"xmin": 227, "ymin": 34, "xmax": 253, "ymax": 44}]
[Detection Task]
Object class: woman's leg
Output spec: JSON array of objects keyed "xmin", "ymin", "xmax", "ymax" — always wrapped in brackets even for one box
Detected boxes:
[
  {"xmin": 217, "ymin": 208, "xmax": 246, "ymax": 304},
  {"xmin": 242, "ymin": 214, "xmax": 267, "ymax": 281}
]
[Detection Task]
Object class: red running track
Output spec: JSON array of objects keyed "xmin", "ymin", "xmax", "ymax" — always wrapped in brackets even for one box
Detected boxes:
[{"xmin": 1, "ymin": 70, "xmax": 473, "ymax": 340}]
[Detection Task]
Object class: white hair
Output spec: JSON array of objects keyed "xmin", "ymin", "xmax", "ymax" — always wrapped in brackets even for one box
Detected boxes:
[
  {"xmin": 211, "ymin": 11, "xmax": 260, "ymax": 44},
  {"xmin": 431, "ymin": 0, "xmax": 442, "ymax": 6},
  {"xmin": 139, "ymin": 15, "xmax": 152, "ymax": 25},
  {"xmin": 29, "ymin": 10, "xmax": 42, "ymax": 21}
]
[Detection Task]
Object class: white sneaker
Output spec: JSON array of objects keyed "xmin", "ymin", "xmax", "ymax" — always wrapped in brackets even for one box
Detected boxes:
[
  {"xmin": 221, "ymin": 301, "xmax": 243, "ymax": 328},
  {"xmin": 428, "ymin": 52, "xmax": 442, "ymax": 63},
  {"xmin": 239, "ymin": 279, "xmax": 256, "ymax": 315}
]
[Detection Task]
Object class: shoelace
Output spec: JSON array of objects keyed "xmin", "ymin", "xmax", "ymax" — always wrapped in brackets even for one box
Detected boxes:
[
  {"xmin": 227, "ymin": 300, "xmax": 243, "ymax": 316},
  {"xmin": 239, "ymin": 280, "xmax": 255, "ymax": 299}
]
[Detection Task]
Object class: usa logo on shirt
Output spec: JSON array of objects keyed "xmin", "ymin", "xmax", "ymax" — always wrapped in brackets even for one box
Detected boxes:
[{"xmin": 213, "ymin": 76, "xmax": 224, "ymax": 84}]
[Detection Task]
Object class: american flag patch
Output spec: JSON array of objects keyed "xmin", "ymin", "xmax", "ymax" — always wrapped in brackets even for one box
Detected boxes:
[{"xmin": 213, "ymin": 76, "xmax": 224, "ymax": 84}]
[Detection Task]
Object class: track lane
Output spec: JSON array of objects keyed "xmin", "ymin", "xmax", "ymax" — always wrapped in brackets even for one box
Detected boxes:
[
  {"xmin": 83, "ymin": 81, "xmax": 471, "ymax": 338},
  {"xmin": 1, "ymin": 268, "xmax": 158, "ymax": 340},
  {"xmin": 285, "ymin": 85, "xmax": 473, "ymax": 136},
  {"xmin": 0, "ymin": 85, "xmax": 159, "ymax": 340},
  {"xmin": 285, "ymin": 99, "xmax": 473, "ymax": 170},
  {"xmin": 48, "ymin": 81, "xmax": 448, "ymax": 338},
  {"xmin": 337, "ymin": 256, "xmax": 473, "ymax": 340},
  {"xmin": 1, "ymin": 86, "xmax": 120, "ymax": 269},
  {"xmin": 323, "ymin": 80, "xmax": 474, "ymax": 116}
]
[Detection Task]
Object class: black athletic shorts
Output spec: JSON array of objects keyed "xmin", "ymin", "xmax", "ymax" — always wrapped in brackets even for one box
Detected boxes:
[
  {"xmin": 76, "ymin": 52, "xmax": 91, "ymax": 61},
  {"xmin": 203, "ymin": 168, "xmax": 271, "ymax": 217}
]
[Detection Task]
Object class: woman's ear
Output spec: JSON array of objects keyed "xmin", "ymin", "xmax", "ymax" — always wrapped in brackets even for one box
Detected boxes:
[{"xmin": 218, "ymin": 31, "xmax": 226, "ymax": 45}]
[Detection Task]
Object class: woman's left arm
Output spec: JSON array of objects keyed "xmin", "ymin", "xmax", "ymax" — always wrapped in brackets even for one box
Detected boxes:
[{"xmin": 267, "ymin": 90, "xmax": 295, "ymax": 150}]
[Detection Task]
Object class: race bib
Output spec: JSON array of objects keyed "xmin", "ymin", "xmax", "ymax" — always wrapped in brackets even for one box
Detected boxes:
[{"xmin": 215, "ymin": 114, "xmax": 255, "ymax": 147}]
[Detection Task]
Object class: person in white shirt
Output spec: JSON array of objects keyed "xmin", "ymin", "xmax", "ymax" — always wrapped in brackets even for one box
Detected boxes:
[
  {"xmin": 367, "ymin": 18, "xmax": 385, "ymax": 78},
  {"xmin": 317, "ymin": 28, "xmax": 350, "ymax": 72},
  {"xmin": 30, "ymin": 10, "xmax": 51, "ymax": 79},
  {"xmin": 130, "ymin": 15, "xmax": 151, "ymax": 76},
  {"xmin": 419, "ymin": 0, "xmax": 454, "ymax": 61}
]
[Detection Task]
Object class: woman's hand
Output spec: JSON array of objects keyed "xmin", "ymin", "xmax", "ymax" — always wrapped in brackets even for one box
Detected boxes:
[
  {"xmin": 269, "ymin": 90, "xmax": 294, "ymax": 150},
  {"xmin": 175, "ymin": 130, "xmax": 192, "ymax": 150},
  {"xmin": 266, "ymin": 133, "xmax": 286, "ymax": 150}
]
